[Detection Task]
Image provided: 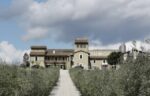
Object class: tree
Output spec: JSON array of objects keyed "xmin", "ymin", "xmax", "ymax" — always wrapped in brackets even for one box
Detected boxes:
[
  {"xmin": 107, "ymin": 52, "xmax": 122, "ymax": 65},
  {"xmin": 21, "ymin": 53, "xmax": 30, "ymax": 68}
]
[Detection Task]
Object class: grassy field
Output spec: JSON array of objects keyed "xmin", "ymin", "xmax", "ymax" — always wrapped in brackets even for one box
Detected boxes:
[
  {"xmin": 0, "ymin": 64, "xmax": 59, "ymax": 96},
  {"xmin": 70, "ymin": 57, "xmax": 150, "ymax": 96}
]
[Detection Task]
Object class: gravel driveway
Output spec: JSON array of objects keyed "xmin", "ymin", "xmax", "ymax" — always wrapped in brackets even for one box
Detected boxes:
[{"xmin": 50, "ymin": 69, "xmax": 81, "ymax": 96}]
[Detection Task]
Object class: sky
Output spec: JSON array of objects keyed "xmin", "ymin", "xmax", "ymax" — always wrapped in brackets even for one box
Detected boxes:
[{"xmin": 0, "ymin": 0, "xmax": 150, "ymax": 63}]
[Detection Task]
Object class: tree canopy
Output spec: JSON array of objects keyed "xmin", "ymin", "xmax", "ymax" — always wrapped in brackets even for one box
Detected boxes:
[{"xmin": 107, "ymin": 52, "xmax": 122, "ymax": 65}]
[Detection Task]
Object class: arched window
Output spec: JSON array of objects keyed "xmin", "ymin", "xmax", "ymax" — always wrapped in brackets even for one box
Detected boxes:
[{"xmin": 80, "ymin": 55, "xmax": 83, "ymax": 59}]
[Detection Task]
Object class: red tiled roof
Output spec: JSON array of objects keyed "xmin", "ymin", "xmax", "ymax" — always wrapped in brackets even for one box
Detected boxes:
[
  {"xmin": 30, "ymin": 52, "xmax": 46, "ymax": 56},
  {"xmin": 46, "ymin": 49, "xmax": 73, "ymax": 56},
  {"xmin": 31, "ymin": 46, "xmax": 47, "ymax": 49},
  {"xmin": 75, "ymin": 38, "xmax": 88, "ymax": 44}
]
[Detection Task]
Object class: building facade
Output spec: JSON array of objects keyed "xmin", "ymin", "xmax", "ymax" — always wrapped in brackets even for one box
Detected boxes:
[{"xmin": 29, "ymin": 38, "xmax": 118, "ymax": 69}]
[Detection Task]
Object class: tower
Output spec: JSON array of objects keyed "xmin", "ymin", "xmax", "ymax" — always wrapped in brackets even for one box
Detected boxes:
[
  {"xmin": 73, "ymin": 38, "xmax": 89, "ymax": 69},
  {"xmin": 119, "ymin": 43, "xmax": 127, "ymax": 61},
  {"xmin": 132, "ymin": 48, "xmax": 139, "ymax": 60},
  {"xmin": 119, "ymin": 43, "xmax": 126, "ymax": 53}
]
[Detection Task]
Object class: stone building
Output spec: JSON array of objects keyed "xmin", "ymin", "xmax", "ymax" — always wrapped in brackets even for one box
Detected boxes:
[
  {"xmin": 119, "ymin": 43, "xmax": 150, "ymax": 61},
  {"xmin": 29, "ymin": 38, "xmax": 117, "ymax": 69}
]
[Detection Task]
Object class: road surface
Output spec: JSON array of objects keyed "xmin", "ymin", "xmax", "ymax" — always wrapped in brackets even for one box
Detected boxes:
[{"xmin": 50, "ymin": 70, "xmax": 81, "ymax": 96}]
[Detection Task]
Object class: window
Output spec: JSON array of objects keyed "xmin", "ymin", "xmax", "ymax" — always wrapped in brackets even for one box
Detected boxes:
[
  {"xmin": 55, "ymin": 57, "xmax": 57, "ymax": 61},
  {"xmin": 103, "ymin": 60, "xmax": 106, "ymax": 63},
  {"xmin": 94, "ymin": 60, "xmax": 96, "ymax": 63},
  {"xmin": 35, "ymin": 57, "xmax": 37, "ymax": 61},
  {"xmin": 80, "ymin": 55, "xmax": 83, "ymax": 59}
]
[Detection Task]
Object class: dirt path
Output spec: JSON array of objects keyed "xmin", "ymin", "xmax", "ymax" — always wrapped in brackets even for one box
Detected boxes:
[{"xmin": 50, "ymin": 70, "xmax": 81, "ymax": 96}]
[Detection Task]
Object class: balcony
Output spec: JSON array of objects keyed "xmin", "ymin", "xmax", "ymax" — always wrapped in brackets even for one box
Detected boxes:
[{"xmin": 45, "ymin": 60, "xmax": 66, "ymax": 65}]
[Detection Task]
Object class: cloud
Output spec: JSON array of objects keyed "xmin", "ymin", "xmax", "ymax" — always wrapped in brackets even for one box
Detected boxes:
[
  {"xmin": 90, "ymin": 40, "xmax": 150, "ymax": 52},
  {"xmin": 22, "ymin": 27, "xmax": 49, "ymax": 41},
  {"xmin": 0, "ymin": 0, "xmax": 33, "ymax": 20},
  {"xmin": 90, "ymin": 40, "xmax": 121, "ymax": 50},
  {"xmin": 0, "ymin": 41, "xmax": 30, "ymax": 64},
  {"xmin": 1, "ymin": 0, "xmax": 150, "ymax": 44}
]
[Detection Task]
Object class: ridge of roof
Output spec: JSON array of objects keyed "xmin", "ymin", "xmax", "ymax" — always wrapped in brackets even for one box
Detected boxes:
[
  {"xmin": 47, "ymin": 49, "xmax": 74, "ymax": 52},
  {"xmin": 47, "ymin": 49, "xmax": 73, "ymax": 50},
  {"xmin": 89, "ymin": 49, "xmax": 119, "ymax": 51},
  {"xmin": 31, "ymin": 46, "xmax": 47, "ymax": 49}
]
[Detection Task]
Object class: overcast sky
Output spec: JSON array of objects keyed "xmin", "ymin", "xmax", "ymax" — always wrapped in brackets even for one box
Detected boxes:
[{"xmin": 0, "ymin": 0, "xmax": 150, "ymax": 63}]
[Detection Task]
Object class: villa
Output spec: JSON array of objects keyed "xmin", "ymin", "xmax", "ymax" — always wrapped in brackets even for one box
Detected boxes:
[
  {"xmin": 29, "ymin": 38, "xmax": 150, "ymax": 69},
  {"xmin": 29, "ymin": 38, "xmax": 118, "ymax": 69}
]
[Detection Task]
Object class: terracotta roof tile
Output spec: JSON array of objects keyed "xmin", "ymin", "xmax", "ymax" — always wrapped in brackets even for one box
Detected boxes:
[
  {"xmin": 46, "ymin": 49, "xmax": 73, "ymax": 56},
  {"xmin": 31, "ymin": 46, "xmax": 47, "ymax": 49},
  {"xmin": 75, "ymin": 38, "xmax": 88, "ymax": 44},
  {"xmin": 30, "ymin": 52, "xmax": 45, "ymax": 56}
]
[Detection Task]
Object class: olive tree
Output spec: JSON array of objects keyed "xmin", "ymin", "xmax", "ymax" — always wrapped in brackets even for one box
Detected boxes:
[{"xmin": 107, "ymin": 52, "xmax": 122, "ymax": 65}]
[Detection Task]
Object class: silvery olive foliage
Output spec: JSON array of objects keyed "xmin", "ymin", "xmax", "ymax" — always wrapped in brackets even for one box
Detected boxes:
[
  {"xmin": 23, "ymin": 53, "xmax": 29, "ymax": 62},
  {"xmin": 70, "ymin": 56, "xmax": 150, "ymax": 96},
  {"xmin": 21, "ymin": 53, "xmax": 30, "ymax": 67},
  {"xmin": 0, "ymin": 63, "xmax": 59, "ymax": 96}
]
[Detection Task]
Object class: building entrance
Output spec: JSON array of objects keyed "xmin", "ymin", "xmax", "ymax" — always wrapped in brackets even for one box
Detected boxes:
[{"xmin": 60, "ymin": 65, "xmax": 66, "ymax": 69}]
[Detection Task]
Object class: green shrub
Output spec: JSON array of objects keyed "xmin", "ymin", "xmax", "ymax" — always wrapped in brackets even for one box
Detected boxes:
[
  {"xmin": 0, "ymin": 64, "xmax": 59, "ymax": 96},
  {"xmin": 70, "ymin": 68, "xmax": 117, "ymax": 96},
  {"xmin": 70, "ymin": 56, "xmax": 150, "ymax": 96}
]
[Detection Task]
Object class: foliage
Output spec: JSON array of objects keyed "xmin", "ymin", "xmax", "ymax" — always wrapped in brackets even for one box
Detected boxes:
[
  {"xmin": 70, "ymin": 56, "xmax": 150, "ymax": 96},
  {"xmin": 0, "ymin": 63, "xmax": 59, "ymax": 96},
  {"xmin": 107, "ymin": 52, "xmax": 122, "ymax": 65}
]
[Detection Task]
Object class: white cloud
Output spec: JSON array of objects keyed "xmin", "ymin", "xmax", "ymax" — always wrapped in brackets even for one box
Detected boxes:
[
  {"xmin": 22, "ymin": 0, "xmax": 150, "ymax": 42},
  {"xmin": 90, "ymin": 40, "xmax": 150, "ymax": 52},
  {"xmin": 1, "ymin": 0, "xmax": 150, "ymax": 43},
  {"xmin": 22, "ymin": 27, "xmax": 49, "ymax": 41},
  {"xmin": 90, "ymin": 40, "xmax": 121, "ymax": 50},
  {"xmin": 0, "ymin": 41, "xmax": 30, "ymax": 64}
]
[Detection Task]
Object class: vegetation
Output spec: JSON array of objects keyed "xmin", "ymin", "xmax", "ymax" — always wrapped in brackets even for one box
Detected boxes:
[
  {"xmin": 0, "ymin": 63, "xmax": 59, "ymax": 96},
  {"xmin": 70, "ymin": 56, "xmax": 150, "ymax": 96},
  {"xmin": 107, "ymin": 52, "xmax": 122, "ymax": 65}
]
